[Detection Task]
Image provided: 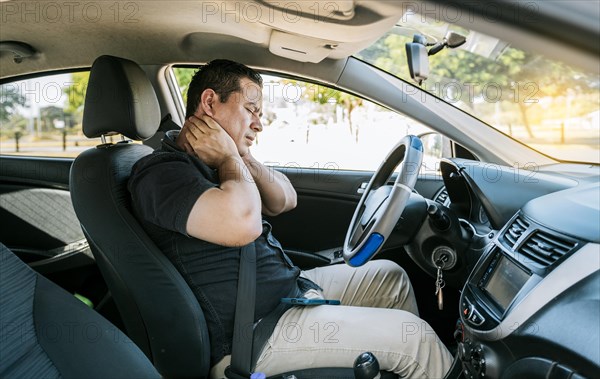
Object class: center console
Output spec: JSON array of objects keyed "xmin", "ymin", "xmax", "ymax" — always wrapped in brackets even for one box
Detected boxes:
[
  {"xmin": 460, "ymin": 246, "xmax": 540, "ymax": 331},
  {"xmin": 457, "ymin": 212, "xmax": 585, "ymax": 378},
  {"xmin": 458, "ymin": 245, "xmax": 541, "ymax": 378}
]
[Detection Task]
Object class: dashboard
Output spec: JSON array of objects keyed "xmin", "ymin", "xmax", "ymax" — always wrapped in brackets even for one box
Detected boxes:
[
  {"xmin": 438, "ymin": 159, "xmax": 600, "ymax": 379},
  {"xmin": 439, "ymin": 159, "xmax": 579, "ymax": 230}
]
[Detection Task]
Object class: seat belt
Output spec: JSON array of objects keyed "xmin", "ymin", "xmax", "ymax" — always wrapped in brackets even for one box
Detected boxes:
[
  {"xmin": 158, "ymin": 113, "xmax": 181, "ymax": 133},
  {"xmin": 229, "ymin": 242, "xmax": 257, "ymax": 378}
]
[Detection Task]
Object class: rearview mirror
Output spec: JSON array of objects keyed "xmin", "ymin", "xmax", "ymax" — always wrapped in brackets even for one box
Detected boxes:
[
  {"xmin": 405, "ymin": 35, "xmax": 429, "ymax": 86},
  {"xmin": 406, "ymin": 32, "xmax": 466, "ymax": 86}
]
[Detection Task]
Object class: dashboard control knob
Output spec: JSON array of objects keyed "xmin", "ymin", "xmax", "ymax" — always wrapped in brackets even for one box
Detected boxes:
[
  {"xmin": 460, "ymin": 340, "xmax": 487, "ymax": 378},
  {"xmin": 471, "ymin": 345, "xmax": 486, "ymax": 377}
]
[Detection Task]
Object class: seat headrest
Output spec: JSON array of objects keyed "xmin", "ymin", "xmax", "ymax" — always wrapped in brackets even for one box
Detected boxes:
[{"xmin": 83, "ymin": 55, "xmax": 160, "ymax": 140}]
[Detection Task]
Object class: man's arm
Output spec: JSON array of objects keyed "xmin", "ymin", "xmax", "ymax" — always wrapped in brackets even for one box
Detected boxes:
[
  {"xmin": 243, "ymin": 153, "xmax": 297, "ymax": 216},
  {"xmin": 181, "ymin": 116, "xmax": 262, "ymax": 247}
]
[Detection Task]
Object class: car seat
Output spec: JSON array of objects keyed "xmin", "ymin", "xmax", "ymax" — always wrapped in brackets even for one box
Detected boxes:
[{"xmin": 0, "ymin": 242, "xmax": 160, "ymax": 379}]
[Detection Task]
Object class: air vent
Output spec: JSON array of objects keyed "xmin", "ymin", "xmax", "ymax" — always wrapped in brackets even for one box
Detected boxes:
[
  {"xmin": 518, "ymin": 231, "xmax": 577, "ymax": 267},
  {"xmin": 504, "ymin": 216, "xmax": 529, "ymax": 247},
  {"xmin": 434, "ymin": 188, "xmax": 449, "ymax": 205}
]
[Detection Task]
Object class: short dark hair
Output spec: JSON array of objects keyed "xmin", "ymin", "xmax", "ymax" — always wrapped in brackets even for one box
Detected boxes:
[{"xmin": 185, "ymin": 59, "xmax": 263, "ymax": 118}]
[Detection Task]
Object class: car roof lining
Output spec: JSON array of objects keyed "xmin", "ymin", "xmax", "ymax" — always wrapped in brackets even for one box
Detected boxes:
[
  {"xmin": 2, "ymin": 0, "xmax": 598, "ymax": 79},
  {"xmin": 0, "ymin": 0, "xmax": 404, "ymax": 79}
]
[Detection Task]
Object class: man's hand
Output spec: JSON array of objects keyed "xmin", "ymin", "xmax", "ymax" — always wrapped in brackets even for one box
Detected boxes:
[
  {"xmin": 181, "ymin": 115, "xmax": 263, "ymax": 246},
  {"xmin": 180, "ymin": 115, "xmax": 239, "ymax": 169}
]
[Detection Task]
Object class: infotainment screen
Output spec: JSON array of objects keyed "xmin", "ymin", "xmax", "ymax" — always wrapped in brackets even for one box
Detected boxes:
[{"xmin": 484, "ymin": 255, "xmax": 531, "ymax": 311}]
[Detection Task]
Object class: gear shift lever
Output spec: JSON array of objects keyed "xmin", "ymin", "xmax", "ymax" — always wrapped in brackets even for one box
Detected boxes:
[{"xmin": 354, "ymin": 352, "xmax": 381, "ymax": 379}]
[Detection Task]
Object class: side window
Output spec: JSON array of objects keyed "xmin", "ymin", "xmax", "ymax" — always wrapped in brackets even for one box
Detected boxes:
[
  {"xmin": 173, "ymin": 68, "xmax": 437, "ymax": 172},
  {"xmin": 0, "ymin": 71, "xmax": 108, "ymax": 158}
]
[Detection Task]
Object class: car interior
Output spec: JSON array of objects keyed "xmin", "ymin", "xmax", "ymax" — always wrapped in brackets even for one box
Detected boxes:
[{"xmin": 1, "ymin": 1, "xmax": 599, "ymax": 379}]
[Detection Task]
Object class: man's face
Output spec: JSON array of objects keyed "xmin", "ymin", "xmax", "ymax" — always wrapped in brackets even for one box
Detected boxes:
[{"xmin": 207, "ymin": 77, "xmax": 263, "ymax": 157}]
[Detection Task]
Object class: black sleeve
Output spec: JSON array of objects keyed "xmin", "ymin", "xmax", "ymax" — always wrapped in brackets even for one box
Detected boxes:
[{"xmin": 128, "ymin": 155, "xmax": 217, "ymax": 236}]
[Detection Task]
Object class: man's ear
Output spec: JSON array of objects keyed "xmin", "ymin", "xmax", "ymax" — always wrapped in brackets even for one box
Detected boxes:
[{"xmin": 199, "ymin": 89, "xmax": 218, "ymax": 117}]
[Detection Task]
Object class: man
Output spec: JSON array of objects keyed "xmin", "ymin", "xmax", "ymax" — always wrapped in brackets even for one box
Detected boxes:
[{"xmin": 128, "ymin": 60, "xmax": 452, "ymax": 378}]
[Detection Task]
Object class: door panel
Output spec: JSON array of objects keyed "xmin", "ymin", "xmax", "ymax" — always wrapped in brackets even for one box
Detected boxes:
[
  {"xmin": 0, "ymin": 185, "xmax": 82, "ymax": 252},
  {"xmin": 0, "ymin": 155, "xmax": 98, "ymax": 293},
  {"xmin": 1, "ymin": 156, "xmax": 78, "ymax": 251},
  {"xmin": 0, "ymin": 155, "xmax": 72, "ymax": 189}
]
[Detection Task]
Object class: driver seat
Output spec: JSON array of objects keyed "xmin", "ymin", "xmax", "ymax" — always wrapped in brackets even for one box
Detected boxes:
[
  {"xmin": 69, "ymin": 55, "xmax": 368, "ymax": 379},
  {"xmin": 70, "ymin": 55, "xmax": 211, "ymax": 378}
]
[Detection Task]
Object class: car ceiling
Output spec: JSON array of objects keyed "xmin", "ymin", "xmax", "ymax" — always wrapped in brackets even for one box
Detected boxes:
[
  {"xmin": 0, "ymin": 0, "xmax": 405, "ymax": 81},
  {"xmin": 2, "ymin": 0, "xmax": 599, "ymax": 83}
]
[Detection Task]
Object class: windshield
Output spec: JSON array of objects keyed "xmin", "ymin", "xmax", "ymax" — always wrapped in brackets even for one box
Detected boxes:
[{"xmin": 356, "ymin": 13, "xmax": 600, "ymax": 164}]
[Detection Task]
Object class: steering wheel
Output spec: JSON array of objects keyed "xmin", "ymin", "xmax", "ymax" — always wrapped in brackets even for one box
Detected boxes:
[{"xmin": 343, "ymin": 135, "xmax": 423, "ymax": 267}]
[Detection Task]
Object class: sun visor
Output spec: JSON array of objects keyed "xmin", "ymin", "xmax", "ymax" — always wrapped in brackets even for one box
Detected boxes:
[
  {"xmin": 268, "ymin": 31, "xmax": 333, "ymax": 63},
  {"xmin": 256, "ymin": 1, "xmax": 403, "ymax": 43},
  {"xmin": 191, "ymin": 1, "xmax": 406, "ymax": 63},
  {"xmin": 260, "ymin": 1, "xmax": 406, "ymax": 62}
]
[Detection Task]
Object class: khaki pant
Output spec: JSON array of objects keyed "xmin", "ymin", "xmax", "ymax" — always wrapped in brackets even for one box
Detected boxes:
[{"xmin": 212, "ymin": 260, "xmax": 453, "ymax": 378}]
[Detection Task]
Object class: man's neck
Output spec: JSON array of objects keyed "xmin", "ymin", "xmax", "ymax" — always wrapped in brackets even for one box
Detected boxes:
[{"xmin": 174, "ymin": 127, "xmax": 187, "ymax": 151}]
